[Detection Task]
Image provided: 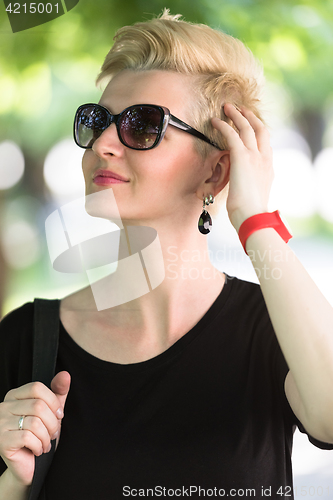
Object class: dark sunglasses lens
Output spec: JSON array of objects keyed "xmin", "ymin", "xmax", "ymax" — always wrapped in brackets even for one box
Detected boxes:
[
  {"xmin": 75, "ymin": 105, "xmax": 109, "ymax": 148},
  {"xmin": 119, "ymin": 106, "xmax": 162, "ymax": 149}
]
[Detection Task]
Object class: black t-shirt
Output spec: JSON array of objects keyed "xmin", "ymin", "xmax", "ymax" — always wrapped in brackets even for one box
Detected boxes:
[{"xmin": 0, "ymin": 275, "xmax": 332, "ymax": 499}]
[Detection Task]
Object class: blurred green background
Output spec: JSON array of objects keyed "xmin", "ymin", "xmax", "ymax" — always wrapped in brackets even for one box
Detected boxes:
[
  {"xmin": 1, "ymin": 0, "xmax": 333, "ymax": 485},
  {"xmin": 0, "ymin": 0, "xmax": 333, "ymax": 317}
]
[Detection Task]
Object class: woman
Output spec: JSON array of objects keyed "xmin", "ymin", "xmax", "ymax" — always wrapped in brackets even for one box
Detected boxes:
[{"xmin": 0, "ymin": 10, "xmax": 333, "ymax": 500}]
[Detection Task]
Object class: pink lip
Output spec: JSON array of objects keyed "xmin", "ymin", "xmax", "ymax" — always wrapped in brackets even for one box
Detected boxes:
[{"xmin": 93, "ymin": 168, "xmax": 129, "ymax": 185}]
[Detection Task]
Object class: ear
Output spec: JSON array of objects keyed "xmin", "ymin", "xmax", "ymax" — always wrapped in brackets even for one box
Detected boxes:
[{"xmin": 197, "ymin": 150, "xmax": 230, "ymax": 200}]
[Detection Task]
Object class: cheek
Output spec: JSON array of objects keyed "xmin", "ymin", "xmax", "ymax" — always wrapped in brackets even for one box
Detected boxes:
[
  {"xmin": 165, "ymin": 151, "xmax": 205, "ymax": 191},
  {"xmin": 137, "ymin": 148, "xmax": 203, "ymax": 188},
  {"xmin": 82, "ymin": 151, "xmax": 94, "ymax": 179}
]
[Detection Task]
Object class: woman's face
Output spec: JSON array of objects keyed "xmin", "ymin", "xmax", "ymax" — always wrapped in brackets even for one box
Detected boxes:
[{"xmin": 82, "ymin": 70, "xmax": 215, "ymax": 225}]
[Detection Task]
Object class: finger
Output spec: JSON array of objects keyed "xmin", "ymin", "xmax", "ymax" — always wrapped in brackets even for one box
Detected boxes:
[
  {"xmin": 5, "ymin": 381, "xmax": 64, "ymax": 420},
  {"xmin": 211, "ymin": 117, "xmax": 245, "ymax": 152},
  {"xmin": 223, "ymin": 103, "xmax": 258, "ymax": 150},
  {"xmin": 1, "ymin": 429, "xmax": 44, "ymax": 458},
  {"xmin": 9, "ymin": 415, "xmax": 55, "ymax": 454},
  {"xmin": 9, "ymin": 399, "xmax": 60, "ymax": 443},
  {"xmin": 51, "ymin": 371, "xmax": 71, "ymax": 413},
  {"xmin": 239, "ymin": 106, "xmax": 271, "ymax": 153},
  {"xmin": 51, "ymin": 371, "xmax": 71, "ymax": 398}
]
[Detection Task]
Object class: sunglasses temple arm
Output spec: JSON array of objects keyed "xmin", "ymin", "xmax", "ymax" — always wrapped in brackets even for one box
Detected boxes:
[{"xmin": 169, "ymin": 115, "xmax": 221, "ymax": 150}]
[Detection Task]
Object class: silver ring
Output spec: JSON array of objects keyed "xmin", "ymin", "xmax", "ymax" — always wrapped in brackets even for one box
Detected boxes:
[{"xmin": 18, "ymin": 416, "xmax": 25, "ymax": 431}]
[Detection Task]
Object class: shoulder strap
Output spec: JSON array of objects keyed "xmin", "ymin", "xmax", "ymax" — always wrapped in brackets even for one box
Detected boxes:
[{"xmin": 28, "ymin": 298, "xmax": 60, "ymax": 500}]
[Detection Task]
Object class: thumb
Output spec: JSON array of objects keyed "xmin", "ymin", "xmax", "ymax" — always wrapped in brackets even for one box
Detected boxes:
[{"xmin": 51, "ymin": 371, "xmax": 71, "ymax": 411}]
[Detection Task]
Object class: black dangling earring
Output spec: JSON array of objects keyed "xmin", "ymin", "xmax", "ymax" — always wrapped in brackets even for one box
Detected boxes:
[{"xmin": 198, "ymin": 194, "xmax": 214, "ymax": 234}]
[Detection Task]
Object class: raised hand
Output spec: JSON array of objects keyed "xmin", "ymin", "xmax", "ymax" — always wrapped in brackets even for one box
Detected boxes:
[{"xmin": 212, "ymin": 103, "xmax": 274, "ymax": 232}]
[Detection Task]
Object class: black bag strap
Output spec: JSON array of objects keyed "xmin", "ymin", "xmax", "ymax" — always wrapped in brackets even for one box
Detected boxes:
[{"xmin": 28, "ymin": 298, "xmax": 60, "ymax": 500}]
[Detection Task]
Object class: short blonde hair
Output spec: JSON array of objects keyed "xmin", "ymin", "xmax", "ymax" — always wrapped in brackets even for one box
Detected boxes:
[{"xmin": 96, "ymin": 10, "xmax": 265, "ymax": 214}]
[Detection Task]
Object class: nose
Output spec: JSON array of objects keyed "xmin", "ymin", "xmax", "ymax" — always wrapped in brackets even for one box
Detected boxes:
[{"xmin": 91, "ymin": 122, "xmax": 124, "ymax": 157}]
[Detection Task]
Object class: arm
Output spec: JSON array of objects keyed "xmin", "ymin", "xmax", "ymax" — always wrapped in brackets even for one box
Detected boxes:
[
  {"xmin": 0, "ymin": 468, "xmax": 30, "ymax": 500},
  {"xmin": 212, "ymin": 103, "xmax": 333, "ymax": 443},
  {"xmin": 245, "ymin": 227, "xmax": 333, "ymax": 443}
]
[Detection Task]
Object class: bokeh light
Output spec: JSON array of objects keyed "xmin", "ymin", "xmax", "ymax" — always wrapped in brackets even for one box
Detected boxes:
[
  {"xmin": 44, "ymin": 138, "xmax": 85, "ymax": 201},
  {"xmin": 269, "ymin": 35, "xmax": 307, "ymax": 70},
  {"xmin": 0, "ymin": 141, "xmax": 25, "ymax": 190},
  {"xmin": 0, "ymin": 75, "xmax": 17, "ymax": 114},
  {"xmin": 2, "ymin": 220, "xmax": 41, "ymax": 269},
  {"xmin": 292, "ymin": 5, "xmax": 322, "ymax": 28},
  {"xmin": 16, "ymin": 62, "xmax": 52, "ymax": 118},
  {"xmin": 270, "ymin": 128, "xmax": 312, "ymax": 158},
  {"xmin": 0, "ymin": 195, "xmax": 45, "ymax": 269},
  {"xmin": 270, "ymin": 148, "xmax": 315, "ymax": 218},
  {"xmin": 314, "ymin": 148, "xmax": 333, "ymax": 223}
]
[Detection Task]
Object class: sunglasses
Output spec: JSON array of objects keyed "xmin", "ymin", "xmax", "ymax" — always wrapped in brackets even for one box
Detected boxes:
[{"xmin": 73, "ymin": 103, "xmax": 220, "ymax": 151}]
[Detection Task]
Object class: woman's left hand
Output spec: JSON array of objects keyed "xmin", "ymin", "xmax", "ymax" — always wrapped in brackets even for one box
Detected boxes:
[{"xmin": 212, "ymin": 103, "xmax": 274, "ymax": 232}]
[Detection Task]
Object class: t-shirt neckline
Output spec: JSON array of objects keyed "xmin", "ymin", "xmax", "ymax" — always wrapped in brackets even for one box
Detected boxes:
[{"xmin": 59, "ymin": 272, "xmax": 236, "ymax": 372}]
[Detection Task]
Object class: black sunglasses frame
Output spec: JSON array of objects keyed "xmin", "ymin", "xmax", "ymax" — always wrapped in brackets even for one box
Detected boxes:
[{"xmin": 73, "ymin": 103, "xmax": 221, "ymax": 151}]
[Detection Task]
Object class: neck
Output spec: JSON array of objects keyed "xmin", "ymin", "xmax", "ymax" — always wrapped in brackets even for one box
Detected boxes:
[{"xmin": 81, "ymin": 219, "xmax": 225, "ymax": 344}]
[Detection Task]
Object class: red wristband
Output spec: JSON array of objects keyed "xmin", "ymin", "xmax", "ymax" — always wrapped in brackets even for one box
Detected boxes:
[{"xmin": 238, "ymin": 210, "xmax": 293, "ymax": 254}]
